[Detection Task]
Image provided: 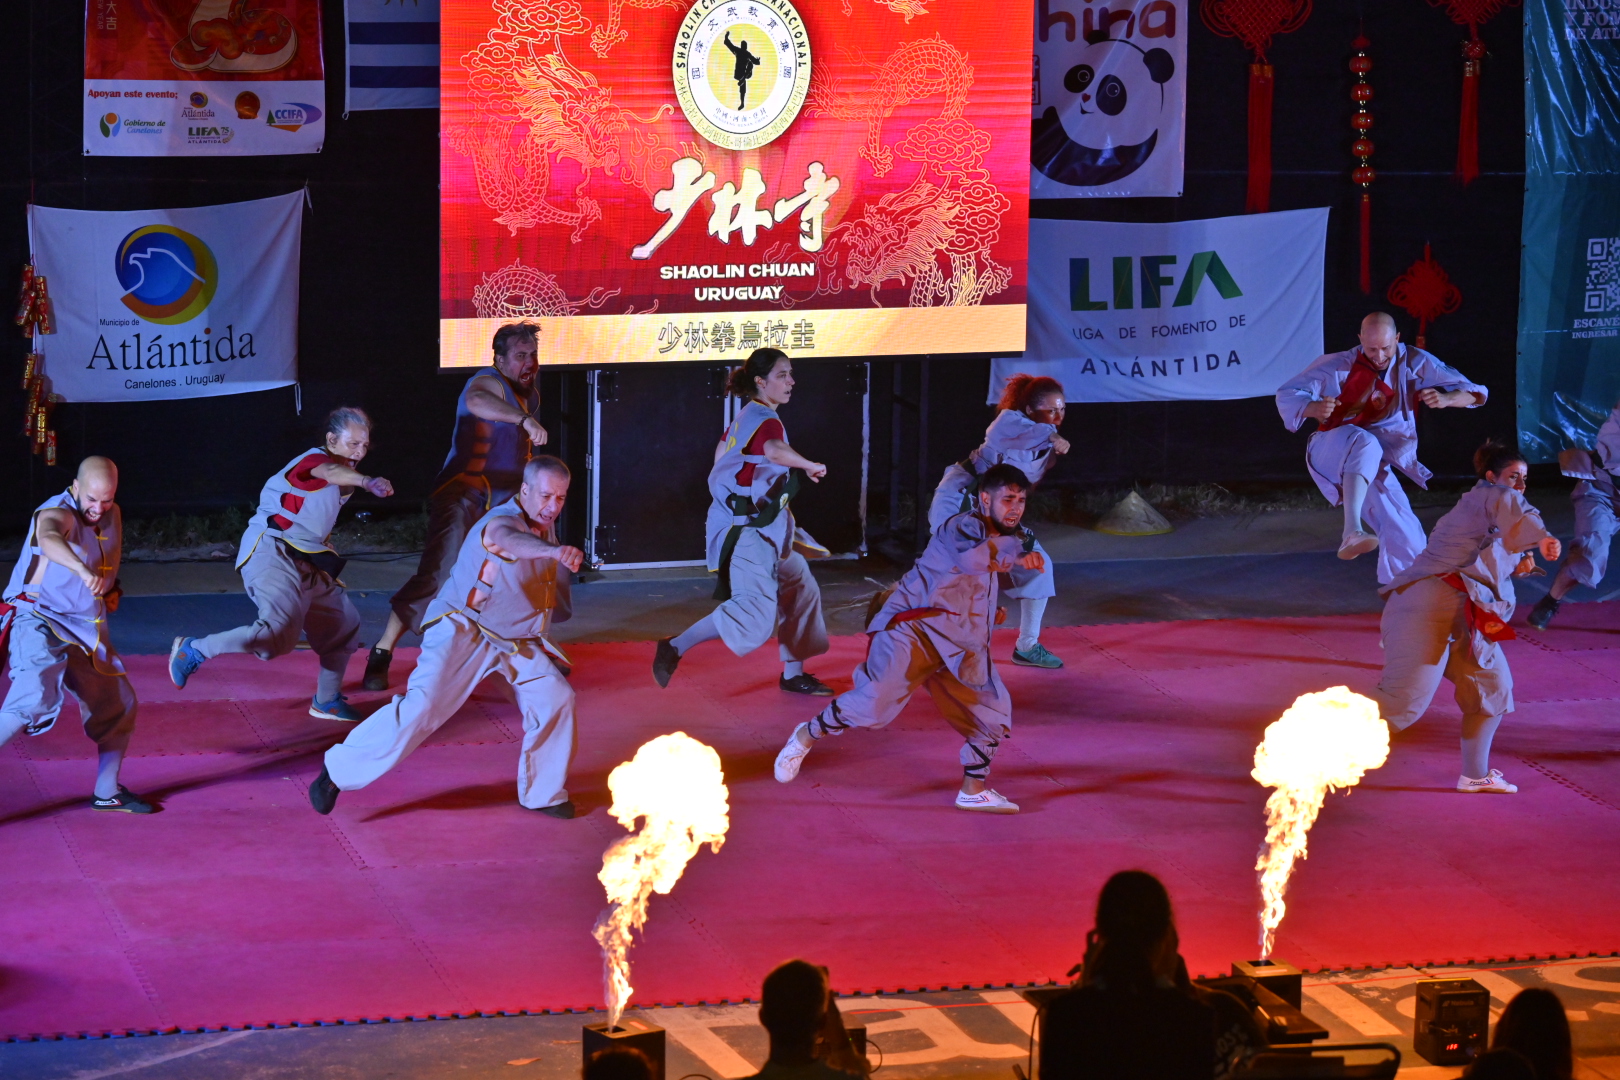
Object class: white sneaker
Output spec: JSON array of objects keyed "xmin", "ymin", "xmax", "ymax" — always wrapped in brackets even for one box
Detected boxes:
[
  {"xmin": 1458, "ymin": 769, "xmax": 1518, "ymax": 794},
  {"xmin": 1338, "ymin": 532, "xmax": 1380, "ymax": 560},
  {"xmin": 955, "ymin": 788, "xmax": 1020, "ymax": 814},
  {"xmin": 775, "ymin": 724, "xmax": 813, "ymax": 783}
]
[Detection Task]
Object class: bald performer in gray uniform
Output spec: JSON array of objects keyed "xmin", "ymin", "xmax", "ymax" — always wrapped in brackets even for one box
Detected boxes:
[
  {"xmin": 310, "ymin": 456, "xmax": 582, "ymax": 818},
  {"xmin": 773, "ymin": 463, "xmax": 1044, "ymax": 814},
  {"xmin": 1, "ymin": 457, "xmax": 149, "ymax": 812}
]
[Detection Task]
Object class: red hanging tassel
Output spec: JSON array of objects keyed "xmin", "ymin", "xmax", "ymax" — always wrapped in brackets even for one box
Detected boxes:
[
  {"xmin": 1456, "ymin": 36, "xmax": 1485, "ymax": 184},
  {"xmin": 1246, "ymin": 63, "xmax": 1274, "ymax": 213},
  {"xmin": 1358, "ymin": 192, "xmax": 1373, "ymax": 294}
]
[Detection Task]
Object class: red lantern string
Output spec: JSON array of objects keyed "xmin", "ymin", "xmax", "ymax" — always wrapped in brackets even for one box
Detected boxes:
[
  {"xmin": 1350, "ymin": 36, "xmax": 1375, "ymax": 294},
  {"xmin": 1386, "ymin": 244, "xmax": 1463, "ymax": 350},
  {"xmin": 1201, "ymin": 0, "xmax": 1313, "ymax": 213},
  {"xmin": 16, "ymin": 263, "xmax": 59, "ymax": 458},
  {"xmin": 1426, "ymin": 0, "xmax": 1518, "ymax": 185}
]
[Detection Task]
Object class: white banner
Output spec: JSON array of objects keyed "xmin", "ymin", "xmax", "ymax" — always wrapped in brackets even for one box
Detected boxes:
[
  {"xmin": 993, "ymin": 208, "xmax": 1328, "ymax": 403},
  {"xmin": 1031, "ymin": 0, "xmax": 1186, "ymax": 199},
  {"xmin": 27, "ymin": 193, "xmax": 303, "ymax": 403}
]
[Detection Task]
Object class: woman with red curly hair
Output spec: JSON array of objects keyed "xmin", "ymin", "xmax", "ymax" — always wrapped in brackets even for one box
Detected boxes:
[{"xmin": 927, "ymin": 373, "xmax": 1070, "ymax": 669}]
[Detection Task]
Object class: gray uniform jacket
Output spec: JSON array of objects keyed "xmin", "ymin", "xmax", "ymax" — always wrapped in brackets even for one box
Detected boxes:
[
  {"xmin": 966, "ymin": 410, "xmax": 1060, "ymax": 484},
  {"xmin": 424, "ymin": 498, "xmax": 572, "ymax": 649},
  {"xmin": 705, "ymin": 400, "xmax": 794, "ymax": 571},
  {"xmin": 3, "ymin": 489, "xmax": 123, "ymax": 675}
]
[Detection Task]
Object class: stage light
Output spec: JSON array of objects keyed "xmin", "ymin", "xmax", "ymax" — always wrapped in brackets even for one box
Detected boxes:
[
  {"xmin": 1413, "ymin": 978, "xmax": 1489, "ymax": 1066},
  {"xmin": 584, "ymin": 1016, "xmax": 667, "ymax": 1080},
  {"xmin": 1200, "ymin": 959, "xmax": 1328, "ymax": 1045}
]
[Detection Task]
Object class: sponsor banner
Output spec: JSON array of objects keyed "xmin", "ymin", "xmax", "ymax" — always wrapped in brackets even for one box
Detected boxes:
[
  {"xmin": 1515, "ymin": 0, "xmax": 1620, "ymax": 463},
  {"xmin": 27, "ymin": 193, "xmax": 303, "ymax": 402},
  {"xmin": 1031, "ymin": 0, "xmax": 1186, "ymax": 199},
  {"xmin": 992, "ymin": 208, "xmax": 1327, "ymax": 403},
  {"xmin": 85, "ymin": 0, "xmax": 325, "ymax": 156},
  {"xmin": 440, "ymin": 0, "xmax": 1032, "ymax": 365},
  {"xmin": 345, "ymin": 0, "xmax": 439, "ymax": 112}
]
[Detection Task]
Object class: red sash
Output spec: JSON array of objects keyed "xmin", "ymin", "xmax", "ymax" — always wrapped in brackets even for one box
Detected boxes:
[
  {"xmin": 1320, "ymin": 355, "xmax": 1396, "ymax": 431},
  {"xmin": 1440, "ymin": 573, "xmax": 1517, "ymax": 642}
]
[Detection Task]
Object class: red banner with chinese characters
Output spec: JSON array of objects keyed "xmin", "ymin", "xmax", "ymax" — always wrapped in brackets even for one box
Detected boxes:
[{"xmin": 439, "ymin": 0, "xmax": 1031, "ymax": 366}]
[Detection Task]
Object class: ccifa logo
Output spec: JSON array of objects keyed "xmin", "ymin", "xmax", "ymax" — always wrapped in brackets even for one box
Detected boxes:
[{"xmin": 115, "ymin": 225, "xmax": 219, "ymax": 324}]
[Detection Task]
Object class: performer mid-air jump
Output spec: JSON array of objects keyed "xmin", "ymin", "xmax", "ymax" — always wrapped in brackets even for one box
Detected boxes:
[
  {"xmin": 654, "ymin": 348, "xmax": 833, "ymax": 696},
  {"xmin": 1277, "ymin": 312, "xmax": 1487, "ymax": 583},
  {"xmin": 774, "ymin": 464, "xmax": 1043, "ymax": 814},
  {"xmin": 929, "ymin": 373, "xmax": 1069, "ymax": 669},
  {"xmin": 1529, "ymin": 399, "xmax": 1620, "ymax": 630}
]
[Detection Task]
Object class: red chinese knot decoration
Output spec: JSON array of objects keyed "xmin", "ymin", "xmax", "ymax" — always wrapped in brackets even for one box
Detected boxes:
[
  {"xmin": 1350, "ymin": 35, "xmax": 1375, "ymax": 293},
  {"xmin": 1427, "ymin": 0, "xmax": 1519, "ymax": 184},
  {"xmin": 1201, "ymin": 0, "xmax": 1313, "ymax": 213},
  {"xmin": 1386, "ymin": 244, "xmax": 1463, "ymax": 350}
]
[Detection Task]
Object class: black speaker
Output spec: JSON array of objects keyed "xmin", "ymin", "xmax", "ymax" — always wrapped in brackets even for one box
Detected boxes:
[
  {"xmin": 583, "ymin": 1018, "xmax": 666, "ymax": 1080},
  {"xmin": 1414, "ymin": 978, "xmax": 1489, "ymax": 1066}
]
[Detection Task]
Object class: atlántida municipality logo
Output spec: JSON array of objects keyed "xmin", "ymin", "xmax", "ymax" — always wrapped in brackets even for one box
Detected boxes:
[
  {"xmin": 99, "ymin": 112, "xmax": 121, "ymax": 137},
  {"xmin": 115, "ymin": 225, "xmax": 219, "ymax": 325},
  {"xmin": 674, "ymin": 0, "xmax": 811, "ymax": 152}
]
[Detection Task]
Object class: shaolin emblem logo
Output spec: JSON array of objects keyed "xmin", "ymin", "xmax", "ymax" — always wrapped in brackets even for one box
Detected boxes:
[
  {"xmin": 115, "ymin": 225, "xmax": 219, "ymax": 325},
  {"xmin": 674, "ymin": 0, "xmax": 811, "ymax": 152}
]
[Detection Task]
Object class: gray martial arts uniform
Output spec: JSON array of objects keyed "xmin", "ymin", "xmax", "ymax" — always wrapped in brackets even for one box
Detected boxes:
[
  {"xmin": 704, "ymin": 400, "xmax": 828, "ymax": 660},
  {"xmin": 1557, "ymin": 406, "xmax": 1620, "ymax": 590},
  {"xmin": 390, "ymin": 368, "xmax": 541, "ymax": 636},
  {"xmin": 1, "ymin": 490, "xmax": 136, "ymax": 794},
  {"xmin": 808, "ymin": 511, "xmax": 1024, "ymax": 779},
  {"xmin": 1277, "ymin": 345, "xmax": 1488, "ymax": 584},
  {"xmin": 193, "ymin": 448, "xmax": 360, "ymax": 700},
  {"xmin": 927, "ymin": 409, "xmax": 1056, "ymax": 603},
  {"xmin": 1372, "ymin": 481, "xmax": 1552, "ymax": 769},
  {"xmin": 324, "ymin": 498, "xmax": 576, "ymax": 809}
]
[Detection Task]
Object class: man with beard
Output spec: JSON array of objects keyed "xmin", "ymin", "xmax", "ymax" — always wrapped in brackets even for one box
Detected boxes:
[
  {"xmin": 771, "ymin": 464, "xmax": 1043, "ymax": 814},
  {"xmin": 364, "ymin": 322, "xmax": 548, "ymax": 690}
]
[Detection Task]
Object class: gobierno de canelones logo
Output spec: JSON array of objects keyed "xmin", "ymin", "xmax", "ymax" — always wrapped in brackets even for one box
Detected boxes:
[{"xmin": 115, "ymin": 225, "xmax": 219, "ymax": 325}]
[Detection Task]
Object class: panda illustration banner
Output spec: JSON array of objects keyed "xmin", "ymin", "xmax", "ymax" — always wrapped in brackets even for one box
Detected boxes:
[
  {"xmin": 1031, "ymin": 0, "xmax": 1186, "ymax": 198},
  {"xmin": 994, "ymin": 208, "xmax": 1327, "ymax": 403},
  {"xmin": 26, "ymin": 193, "xmax": 303, "ymax": 403}
]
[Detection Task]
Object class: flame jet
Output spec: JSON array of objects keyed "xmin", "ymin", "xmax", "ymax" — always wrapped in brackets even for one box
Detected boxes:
[
  {"xmin": 593, "ymin": 733, "xmax": 730, "ymax": 1028},
  {"xmin": 1252, "ymin": 687, "xmax": 1390, "ymax": 958}
]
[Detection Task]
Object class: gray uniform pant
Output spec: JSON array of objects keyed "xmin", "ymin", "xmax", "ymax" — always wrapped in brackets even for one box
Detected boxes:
[
  {"xmin": 714, "ymin": 529, "xmax": 828, "ymax": 660},
  {"xmin": 1563, "ymin": 480, "xmax": 1618, "ymax": 589},
  {"xmin": 1, "ymin": 609, "xmax": 137, "ymax": 787},
  {"xmin": 808, "ymin": 621, "xmax": 1012, "ymax": 780},
  {"xmin": 390, "ymin": 478, "xmax": 509, "ymax": 637},
  {"xmin": 324, "ymin": 614, "xmax": 576, "ymax": 809},
  {"xmin": 195, "ymin": 539, "xmax": 361, "ymax": 698},
  {"xmin": 1371, "ymin": 576, "xmax": 1512, "ymax": 745},
  {"xmin": 1308, "ymin": 426, "xmax": 1428, "ymax": 584}
]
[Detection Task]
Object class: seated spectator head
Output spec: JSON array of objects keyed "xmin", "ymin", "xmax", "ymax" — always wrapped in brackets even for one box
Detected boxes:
[
  {"xmin": 585, "ymin": 1047, "xmax": 654, "ymax": 1080},
  {"xmin": 1492, "ymin": 987, "xmax": 1573, "ymax": 1080},
  {"xmin": 1463, "ymin": 1048, "xmax": 1538, "ymax": 1080},
  {"xmin": 1083, "ymin": 870, "xmax": 1178, "ymax": 992},
  {"xmin": 760, "ymin": 959, "xmax": 831, "ymax": 1062}
]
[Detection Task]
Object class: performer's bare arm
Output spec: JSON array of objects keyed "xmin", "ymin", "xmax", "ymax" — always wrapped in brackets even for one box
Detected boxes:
[
  {"xmin": 484, "ymin": 517, "xmax": 586, "ymax": 573},
  {"xmin": 466, "ymin": 373, "xmax": 548, "ymax": 446},
  {"xmin": 32, "ymin": 508, "xmax": 112, "ymax": 596},
  {"xmin": 1417, "ymin": 388, "xmax": 1485, "ymax": 408},
  {"xmin": 762, "ymin": 438, "xmax": 827, "ymax": 482},
  {"xmin": 311, "ymin": 459, "xmax": 395, "ymax": 497}
]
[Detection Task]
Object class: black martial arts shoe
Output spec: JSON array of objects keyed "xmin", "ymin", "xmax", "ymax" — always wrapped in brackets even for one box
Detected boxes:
[
  {"xmin": 1527, "ymin": 593, "xmax": 1561, "ymax": 631},
  {"xmin": 779, "ymin": 673, "xmax": 834, "ymax": 696},
  {"xmin": 309, "ymin": 767, "xmax": 340, "ymax": 815},
  {"xmin": 362, "ymin": 647, "xmax": 392, "ymax": 692},
  {"xmin": 91, "ymin": 786, "xmax": 156, "ymax": 814},
  {"xmin": 653, "ymin": 638, "xmax": 681, "ymax": 688},
  {"xmin": 531, "ymin": 800, "xmax": 576, "ymax": 819}
]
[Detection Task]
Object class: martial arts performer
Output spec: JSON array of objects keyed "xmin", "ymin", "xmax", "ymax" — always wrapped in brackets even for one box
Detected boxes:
[
  {"xmin": 1371, "ymin": 440, "xmax": 1560, "ymax": 793},
  {"xmin": 1528, "ymin": 399, "xmax": 1620, "ymax": 629},
  {"xmin": 1277, "ymin": 312, "xmax": 1488, "ymax": 582},
  {"xmin": 653, "ymin": 347, "xmax": 833, "ymax": 695},
  {"xmin": 928, "ymin": 373, "xmax": 1069, "ymax": 669},
  {"xmin": 363, "ymin": 321, "xmax": 547, "ymax": 690},
  {"xmin": 310, "ymin": 456, "xmax": 582, "ymax": 817},
  {"xmin": 1, "ymin": 457, "xmax": 148, "ymax": 812},
  {"xmin": 774, "ymin": 463, "xmax": 1043, "ymax": 813},
  {"xmin": 168, "ymin": 408, "xmax": 394, "ymax": 721}
]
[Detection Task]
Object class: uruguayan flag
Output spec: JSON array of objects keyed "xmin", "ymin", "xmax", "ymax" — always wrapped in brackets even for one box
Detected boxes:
[{"xmin": 345, "ymin": 0, "xmax": 438, "ymax": 112}]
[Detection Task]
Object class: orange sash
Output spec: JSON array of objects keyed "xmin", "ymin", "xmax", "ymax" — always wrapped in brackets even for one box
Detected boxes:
[{"xmin": 1440, "ymin": 573, "xmax": 1516, "ymax": 642}]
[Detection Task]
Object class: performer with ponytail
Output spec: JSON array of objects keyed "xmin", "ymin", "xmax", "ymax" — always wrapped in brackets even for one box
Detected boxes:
[
  {"xmin": 928, "ymin": 373, "xmax": 1070, "ymax": 669},
  {"xmin": 168, "ymin": 408, "xmax": 394, "ymax": 721},
  {"xmin": 1371, "ymin": 439, "xmax": 1560, "ymax": 793},
  {"xmin": 653, "ymin": 348, "xmax": 833, "ymax": 695}
]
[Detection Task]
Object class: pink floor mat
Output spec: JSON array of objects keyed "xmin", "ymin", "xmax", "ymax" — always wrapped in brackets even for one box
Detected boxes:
[{"xmin": 3, "ymin": 607, "xmax": 1618, "ymax": 1038}]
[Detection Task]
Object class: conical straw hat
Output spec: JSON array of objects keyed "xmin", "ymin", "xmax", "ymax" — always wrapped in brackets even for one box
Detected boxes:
[{"xmin": 1094, "ymin": 491, "xmax": 1173, "ymax": 536}]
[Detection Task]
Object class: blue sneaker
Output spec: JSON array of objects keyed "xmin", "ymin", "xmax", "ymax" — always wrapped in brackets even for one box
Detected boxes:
[
  {"xmin": 309, "ymin": 695, "xmax": 361, "ymax": 722},
  {"xmin": 168, "ymin": 636, "xmax": 205, "ymax": 688}
]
